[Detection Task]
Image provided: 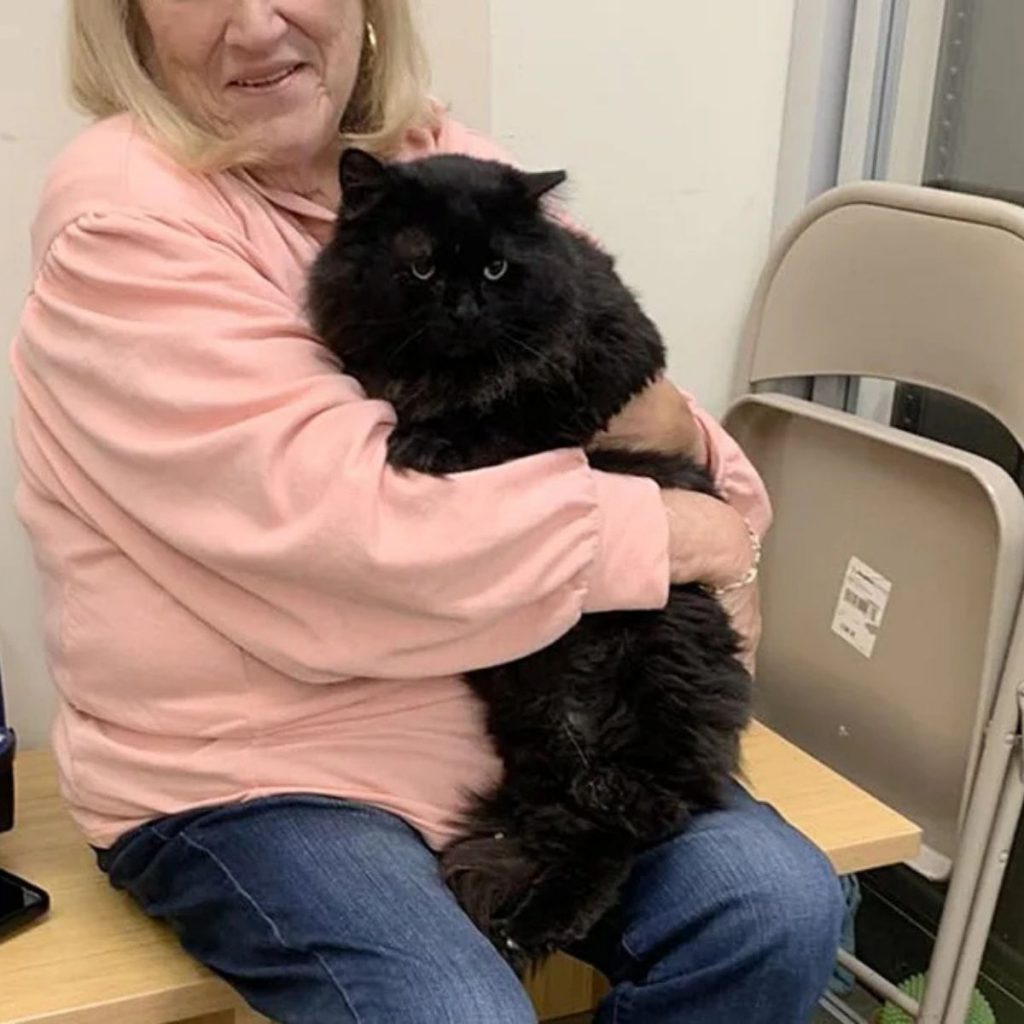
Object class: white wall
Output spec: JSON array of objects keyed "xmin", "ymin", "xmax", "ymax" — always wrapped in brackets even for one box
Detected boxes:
[
  {"xmin": 1, "ymin": 1, "xmax": 85, "ymax": 748},
  {"xmin": 1, "ymin": 1, "xmax": 794, "ymax": 748},
  {"xmin": 416, "ymin": 0, "xmax": 492, "ymax": 133},
  {"xmin": 489, "ymin": 0, "xmax": 795, "ymax": 413}
]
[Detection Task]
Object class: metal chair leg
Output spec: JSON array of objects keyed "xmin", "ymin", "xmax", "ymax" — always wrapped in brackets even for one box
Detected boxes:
[
  {"xmin": 941, "ymin": 749, "xmax": 1024, "ymax": 1023},
  {"xmin": 916, "ymin": 678, "xmax": 1023, "ymax": 1022}
]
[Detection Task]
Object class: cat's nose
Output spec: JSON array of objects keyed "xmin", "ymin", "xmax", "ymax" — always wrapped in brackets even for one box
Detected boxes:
[{"xmin": 453, "ymin": 293, "xmax": 480, "ymax": 325}]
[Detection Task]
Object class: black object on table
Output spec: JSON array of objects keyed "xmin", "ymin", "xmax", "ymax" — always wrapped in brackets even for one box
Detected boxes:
[{"xmin": 0, "ymin": 657, "xmax": 50, "ymax": 938}]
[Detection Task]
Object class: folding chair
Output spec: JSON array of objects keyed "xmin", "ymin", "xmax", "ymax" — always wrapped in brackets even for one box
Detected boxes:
[{"xmin": 723, "ymin": 181, "xmax": 1024, "ymax": 1023}]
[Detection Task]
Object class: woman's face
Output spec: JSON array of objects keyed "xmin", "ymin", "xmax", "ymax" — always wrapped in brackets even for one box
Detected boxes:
[{"xmin": 138, "ymin": 0, "xmax": 365, "ymax": 169}]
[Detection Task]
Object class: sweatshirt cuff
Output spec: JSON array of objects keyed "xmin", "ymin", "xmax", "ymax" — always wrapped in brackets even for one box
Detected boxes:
[{"xmin": 583, "ymin": 470, "xmax": 671, "ymax": 613}]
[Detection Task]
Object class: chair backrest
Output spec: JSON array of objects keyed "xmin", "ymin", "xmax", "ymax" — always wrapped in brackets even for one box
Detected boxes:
[
  {"xmin": 725, "ymin": 395, "xmax": 1024, "ymax": 878},
  {"xmin": 724, "ymin": 182, "xmax": 1024, "ymax": 878},
  {"xmin": 733, "ymin": 181, "xmax": 1024, "ymax": 450}
]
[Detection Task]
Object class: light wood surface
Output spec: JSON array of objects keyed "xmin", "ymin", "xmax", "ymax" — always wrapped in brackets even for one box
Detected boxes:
[
  {"xmin": 0, "ymin": 726, "xmax": 920, "ymax": 1023},
  {"xmin": 522, "ymin": 954, "xmax": 606, "ymax": 1020},
  {"xmin": 740, "ymin": 720, "xmax": 922, "ymax": 875}
]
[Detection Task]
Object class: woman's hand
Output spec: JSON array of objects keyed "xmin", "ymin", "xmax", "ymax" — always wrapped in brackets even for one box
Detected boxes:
[
  {"xmin": 596, "ymin": 377, "xmax": 762, "ymax": 668},
  {"xmin": 718, "ymin": 582, "xmax": 761, "ymax": 674},
  {"xmin": 662, "ymin": 490, "xmax": 750, "ymax": 589},
  {"xmin": 662, "ymin": 489, "xmax": 762, "ymax": 672},
  {"xmin": 592, "ymin": 377, "xmax": 707, "ymax": 462}
]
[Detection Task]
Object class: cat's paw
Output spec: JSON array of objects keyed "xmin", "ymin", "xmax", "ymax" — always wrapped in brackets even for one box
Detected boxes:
[
  {"xmin": 492, "ymin": 925, "xmax": 544, "ymax": 976},
  {"xmin": 494, "ymin": 913, "xmax": 570, "ymax": 972},
  {"xmin": 497, "ymin": 870, "xmax": 625, "ymax": 966},
  {"xmin": 440, "ymin": 831, "xmax": 537, "ymax": 934},
  {"xmin": 386, "ymin": 430, "xmax": 462, "ymax": 474}
]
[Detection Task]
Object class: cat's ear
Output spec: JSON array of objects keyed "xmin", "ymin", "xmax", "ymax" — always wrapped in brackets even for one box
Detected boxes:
[
  {"xmin": 521, "ymin": 169, "xmax": 568, "ymax": 202},
  {"xmin": 339, "ymin": 148, "xmax": 389, "ymax": 220}
]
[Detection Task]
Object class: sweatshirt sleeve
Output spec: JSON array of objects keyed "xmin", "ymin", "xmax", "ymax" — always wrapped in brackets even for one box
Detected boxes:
[
  {"xmin": 13, "ymin": 209, "xmax": 670, "ymax": 684},
  {"xmin": 684, "ymin": 392, "xmax": 773, "ymax": 537}
]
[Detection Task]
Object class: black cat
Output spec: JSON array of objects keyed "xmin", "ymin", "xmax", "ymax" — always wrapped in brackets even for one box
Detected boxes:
[{"xmin": 309, "ymin": 149, "xmax": 752, "ymax": 972}]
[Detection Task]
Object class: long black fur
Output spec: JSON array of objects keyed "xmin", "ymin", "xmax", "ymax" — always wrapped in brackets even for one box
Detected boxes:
[{"xmin": 309, "ymin": 150, "xmax": 752, "ymax": 972}]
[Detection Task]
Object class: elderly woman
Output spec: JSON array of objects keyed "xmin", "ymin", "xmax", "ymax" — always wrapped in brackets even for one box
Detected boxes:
[{"xmin": 11, "ymin": 2, "xmax": 842, "ymax": 1021}]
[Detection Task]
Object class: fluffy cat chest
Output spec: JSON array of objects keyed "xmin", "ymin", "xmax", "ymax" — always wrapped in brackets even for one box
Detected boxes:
[{"xmin": 387, "ymin": 387, "xmax": 610, "ymax": 473}]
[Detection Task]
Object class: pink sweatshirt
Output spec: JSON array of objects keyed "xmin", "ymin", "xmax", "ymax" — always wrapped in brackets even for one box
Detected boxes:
[{"xmin": 10, "ymin": 113, "xmax": 771, "ymax": 850}]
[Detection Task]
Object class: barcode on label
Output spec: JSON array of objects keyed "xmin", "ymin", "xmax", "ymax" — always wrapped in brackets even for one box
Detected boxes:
[
  {"xmin": 831, "ymin": 556, "xmax": 892, "ymax": 659},
  {"xmin": 843, "ymin": 589, "xmax": 878, "ymax": 621}
]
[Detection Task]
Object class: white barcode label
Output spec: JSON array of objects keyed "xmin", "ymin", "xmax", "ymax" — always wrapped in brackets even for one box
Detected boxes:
[{"xmin": 830, "ymin": 556, "xmax": 892, "ymax": 659}]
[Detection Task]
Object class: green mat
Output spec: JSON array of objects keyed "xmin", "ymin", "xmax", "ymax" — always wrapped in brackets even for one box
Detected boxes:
[{"xmin": 876, "ymin": 973, "xmax": 996, "ymax": 1023}]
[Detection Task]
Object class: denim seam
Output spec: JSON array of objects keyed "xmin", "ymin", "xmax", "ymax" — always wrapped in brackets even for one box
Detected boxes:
[
  {"xmin": 619, "ymin": 930, "xmax": 642, "ymax": 965},
  {"xmin": 174, "ymin": 829, "xmax": 364, "ymax": 1024},
  {"xmin": 611, "ymin": 980, "xmax": 634, "ymax": 1024},
  {"xmin": 145, "ymin": 821, "xmax": 172, "ymax": 842},
  {"xmin": 608, "ymin": 935, "xmax": 641, "ymax": 1024}
]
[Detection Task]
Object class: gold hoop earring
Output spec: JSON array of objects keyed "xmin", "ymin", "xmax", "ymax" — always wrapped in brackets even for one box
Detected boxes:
[{"xmin": 365, "ymin": 21, "xmax": 378, "ymax": 61}]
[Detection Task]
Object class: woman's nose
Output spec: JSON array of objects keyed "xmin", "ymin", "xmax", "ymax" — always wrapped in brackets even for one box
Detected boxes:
[{"xmin": 224, "ymin": 0, "xmax": 289, "ymax": 50}]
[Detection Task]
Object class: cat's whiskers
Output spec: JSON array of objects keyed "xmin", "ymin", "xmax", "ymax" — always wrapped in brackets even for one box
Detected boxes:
[
  {"xmin": 337, "ymin": 314, "xmax": 415, "ymax": 329},
  {"xmin": 497, "ymin": 332, "xmax": 569, "ymax": 377},
  {"xmin": 386, "ymin": 323, "xmax": 431, "ymax": 368},
  {"xmin": 561, "ymin": 717, "xmax": 592, "ymax": 769}
]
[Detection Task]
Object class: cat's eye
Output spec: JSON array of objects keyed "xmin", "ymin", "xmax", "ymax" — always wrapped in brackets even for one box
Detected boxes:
[
  {"xmin": 483, "ymin": 259, "xmax": 509, "ymax": 282},
  {"xmin": 410, "ymin": 259, "xmax": 436, "ymax": 281}
]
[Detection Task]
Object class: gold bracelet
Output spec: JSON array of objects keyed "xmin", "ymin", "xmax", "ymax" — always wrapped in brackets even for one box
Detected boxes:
[{"xmin": 712, "ymin": 520, "xmax": 762, "ymax": 598}]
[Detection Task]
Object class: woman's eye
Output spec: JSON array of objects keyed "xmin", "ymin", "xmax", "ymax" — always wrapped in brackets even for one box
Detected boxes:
[
  {"xmin": 410, "ymin": 259, "xmax": 436, "ymax": 281},
  {"xmin": 483, "ymin": 259, "xmax": 509, "ymax": 282}
]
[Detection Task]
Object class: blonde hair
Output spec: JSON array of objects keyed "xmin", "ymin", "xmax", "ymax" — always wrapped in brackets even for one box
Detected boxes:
[{"xmin": 68, "ymin": 0, "xmax": 435, "ymax": 171}]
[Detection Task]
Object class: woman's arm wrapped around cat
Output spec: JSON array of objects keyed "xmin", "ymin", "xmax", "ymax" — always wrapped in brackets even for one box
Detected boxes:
[
  {"xmin": 598, "ymin": 376, "xmax": 770, "ymax": 669},
  {"xmin": 14, "ymin": 208, "xmax": 674, "ymax": 684}
]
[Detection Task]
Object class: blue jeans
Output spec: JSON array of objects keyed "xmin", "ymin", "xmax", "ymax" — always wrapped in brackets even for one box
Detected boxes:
[{"xmin": 98, "ymin": 784, "xmax": 843, "ymax": 1023}]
